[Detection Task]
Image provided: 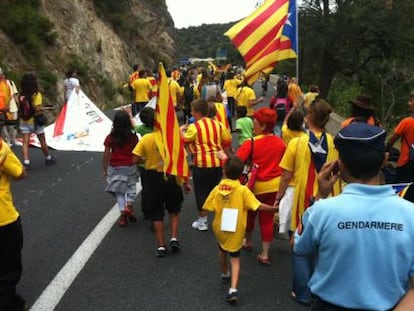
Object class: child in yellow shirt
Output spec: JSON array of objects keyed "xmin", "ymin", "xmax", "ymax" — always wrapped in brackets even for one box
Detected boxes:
[{"xmin": 203, "ymin": 156, "xmax": 276, "ymax": 303}]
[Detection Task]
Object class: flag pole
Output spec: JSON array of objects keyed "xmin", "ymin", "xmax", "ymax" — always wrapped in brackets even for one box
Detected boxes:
[{"xmin": 295, "ymin": 0, "xmax": 299, "ymax": 83}]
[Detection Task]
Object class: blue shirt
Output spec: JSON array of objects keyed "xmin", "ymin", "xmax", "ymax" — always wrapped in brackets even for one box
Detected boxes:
[{"xmin": 294, "ymin": 183, "xmax": 414, "ymax": 310}]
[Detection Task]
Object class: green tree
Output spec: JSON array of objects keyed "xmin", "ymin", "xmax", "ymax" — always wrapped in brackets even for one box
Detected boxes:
[{"xmin": 299, "ymin": 0, "xmax": 414, "ymax": 123}]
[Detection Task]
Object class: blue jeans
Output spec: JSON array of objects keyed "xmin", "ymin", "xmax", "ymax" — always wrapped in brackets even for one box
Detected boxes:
[{"xmin": 292, "ymin": 251, "xmax": 313, "ymax": 303}]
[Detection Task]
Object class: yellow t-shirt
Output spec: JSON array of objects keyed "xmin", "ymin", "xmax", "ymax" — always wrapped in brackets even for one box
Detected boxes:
[
  {"xmin": 168, "ymin": 79, "xmax": 181, "ymax": 107},
  {"xmin": 303, "ymin": 91, "xmax": 318, "ymax": 109},
  {"xmin": 203, "ymin": 178, "xmax": 260, "ymax": 252},
  {"xmin": 0, "ymin": 140, "xmax": 24, "ymax": 227},
  {"xmin": 0, "ymin": 80, "xmax": 11, "ymax": 110},
  {"xmin": 132, "ymin": 133, "xmax": 163, "ymax": 172},
  {"xmin": 21, "ymin": 92, "xmax": 42, "ymax": 126},
  {"xmin": 279, "ymin": 133, "xmax": 341, "ymax": 231},
  {"xmin": 131, "ymin": 78, "xmax": 152, "ymax": 102},
  {"xmin": 236, "ymin": 86, "xmax": 256, "ymax": 116},
  {"xmin": 223, "ymin": 78, "xmax": 242, "ymax": 98},
  {"xmin": 183, "ymin": 117, "xmax": 232, "ymax": 168},
  {"xmin": 281, "ymin": 124, "xmax": 306, "ymax": 145}
]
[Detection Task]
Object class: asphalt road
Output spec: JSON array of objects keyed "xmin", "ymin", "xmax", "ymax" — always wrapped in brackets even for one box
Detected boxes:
[{"xmin": 11, "ymin": 82, "xmax": 311, "ymax": 310}]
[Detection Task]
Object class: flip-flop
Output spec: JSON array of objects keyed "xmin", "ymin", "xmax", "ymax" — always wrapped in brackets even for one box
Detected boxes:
[{"xmin": 256, "ymin": 254, "xmax": 271, "ymax": 266}]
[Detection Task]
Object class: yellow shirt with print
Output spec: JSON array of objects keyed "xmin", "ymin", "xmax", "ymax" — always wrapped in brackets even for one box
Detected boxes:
[
  {"xmin": 0, "ymin": 141, "xmax": 24, "ymax": 227},
  {"xmin": 203, "ymin": 179, "xmax": 260, "ymax": 252},
  {"xmin": 236, "ymin": 86, "xmax": 256, "ymax": 116},
  {"xmin": 131, "ymin": 78, "xmax": 152, "ymax": 102},
  {"xmin": 132, "ymin": 133, "xmax": 163, "ymax": 172}
]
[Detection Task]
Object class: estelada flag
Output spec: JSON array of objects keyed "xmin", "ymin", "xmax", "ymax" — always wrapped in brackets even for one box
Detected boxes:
[
  {"xmin": 154, "ymin": 63, "xmax": 189, "ymax": 182},
  {"xmin": 225, "ymin": 0, "xmax": 297, "ymax": 85}
]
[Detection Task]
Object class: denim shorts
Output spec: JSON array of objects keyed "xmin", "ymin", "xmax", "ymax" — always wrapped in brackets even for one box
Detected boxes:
[{"xmin": 19, "ymin": 121, "xmax": 44, "ymax": 135}]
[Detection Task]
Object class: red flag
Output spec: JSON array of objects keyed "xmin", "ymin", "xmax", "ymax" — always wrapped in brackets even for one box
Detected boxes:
[
  {"xmin": 225, "ymin": 0, "xmax": 297, "ymax": 85},
  {"xmin": 154, "ymin": 63, "xmax": 189, "ymax": 181}
]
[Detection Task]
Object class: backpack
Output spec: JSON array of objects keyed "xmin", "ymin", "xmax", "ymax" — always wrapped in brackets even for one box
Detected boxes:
[
  {"xmin": 18, "ymin": 95, "xmax": 35, "ymax": 121},
  {"xmin": 183, "ymin": 85, "xmax": 194, "ymax": 108},
  {"xmin": 274, "ymin": 98, "xmax": 287, "ymax": 122}
]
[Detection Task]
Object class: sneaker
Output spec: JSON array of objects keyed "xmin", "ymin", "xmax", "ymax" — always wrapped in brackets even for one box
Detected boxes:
[
  {"xmin": 23, "ymin": 163, "xmax": 31, "ymax": 171},
  {"xmin": 118, "ymin": 215, "xmax": 128, "ymax": 227},
  {"xmin": 169, "ymin": 239, "xmax": 181, "ymax": 253},
  {"xmin": 45, "ymin": 156, "xmax": 56, "ymax": 166},
  {"xmin": 124, "ymin": 206, "xmax": 137, "ymax": 223},
  {"xmin": 191, "ymin": 220, "xmax": 208, "ymax": 231},
  {"xmin": 226, "ymin": 291, "xmax": 239, "ymax": 303},
  {"xmin": 156, "ymin": 246, "xmax": 167, "ymax": 258}
]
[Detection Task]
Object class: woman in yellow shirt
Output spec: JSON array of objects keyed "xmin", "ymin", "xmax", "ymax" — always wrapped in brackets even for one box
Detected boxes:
[{"xmin": 19, "ymin": 72, "xmax": 56, "ymax": 170}]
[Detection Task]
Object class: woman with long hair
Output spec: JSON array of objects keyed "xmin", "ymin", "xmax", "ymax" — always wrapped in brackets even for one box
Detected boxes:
[
  {"xmin": 277, "ymin": 99, "xmax": 341, "ymax": 305},
  {"xmin": 19, "ymin": 72, "xmax": 55, "ymax": 170},
  {"xmin": 103, "ymin": 110, "xmax": 139, "ymax": 226}
]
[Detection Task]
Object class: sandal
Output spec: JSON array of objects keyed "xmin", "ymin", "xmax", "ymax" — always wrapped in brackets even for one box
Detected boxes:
[{"xmin": 256, "ymin": 254, "xmax": 271, "ymax": 266}]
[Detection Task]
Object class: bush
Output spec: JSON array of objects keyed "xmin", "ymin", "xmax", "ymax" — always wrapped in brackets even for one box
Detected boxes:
[{"xmin": 0, "ymin": 1, "xmax": 57, "ymax": 58}]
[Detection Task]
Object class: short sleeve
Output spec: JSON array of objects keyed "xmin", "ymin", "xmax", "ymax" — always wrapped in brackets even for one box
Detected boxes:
[
  {"xmin": 183, "ymin": 124, "xmax": 197, "ymax": 142},
  {"xmin": 236, "ymin": 138, "xmax": 253, "ymax": 162},
  {"xmin": 243, "ymin": 187, "xmax": 261, "ymax": 211},
  {"xmin": 279, "ymin": 137, "xmax": 298, "ymax": 172},
  {"xmin": 202, "ymin": 187, "xmax": 217, "ymax": 212},
  {"xmin": 132, "ymin": 135, "xmax": 146, "ymax": 158},
  {"xmin": 32, "ymin": 92, "xmax": 42, "ymax": 107},
  {"xmin": 103, "ymin": 135, "xmax": 112, "ymax": 147},
  {"xmin": 394, "ymin": 118, "xmax": 409, "ymax": 136},
  {"xmin": 1, "ymin": 145, "xmax": 23, "ymax": 179}
]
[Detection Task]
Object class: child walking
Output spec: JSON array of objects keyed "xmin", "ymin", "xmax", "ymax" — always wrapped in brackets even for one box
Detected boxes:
[
  {"xmin": 233, "ymin": 105, "xmax": 253, "ymax": 147},
  {"xmin": 132, "ymin": 127, "xmax": 184, "ymax": 257},
  {"xmin": 203, "ymin": 156, "xmax": 277, "ymax": 303},
  {"xmin": 103, "ymin": 110, "xmax": 139, "ymax": 226}
]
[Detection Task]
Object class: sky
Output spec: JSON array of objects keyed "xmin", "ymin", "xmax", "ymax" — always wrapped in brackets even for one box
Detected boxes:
[{"xmin": 165, "ymin": 0, "xmax": 260, "ymax": 29}]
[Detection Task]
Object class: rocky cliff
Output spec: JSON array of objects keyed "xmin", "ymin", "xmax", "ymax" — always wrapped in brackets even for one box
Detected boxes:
[{"xmin": 0, "ymin": 0, "xmax": 175, "ymax": 109}]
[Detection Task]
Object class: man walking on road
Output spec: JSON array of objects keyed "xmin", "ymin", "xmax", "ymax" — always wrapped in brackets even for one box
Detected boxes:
[{"xmin": 294, "ymin": 122, "xmax": 414, "ymax": 310}]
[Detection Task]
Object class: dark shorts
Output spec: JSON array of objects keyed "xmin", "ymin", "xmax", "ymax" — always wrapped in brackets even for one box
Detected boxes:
[
  {"xmin": 218, "ymin": 244, "xmax": 241, "ymax": 258},
  {"xmin": 145, "ymin": 170, "xmax": 183, "ymax": 221},
  {"xmin": 131, "ymin": 102, "xmax": 148, "ymax": 116},
  {"xmin": 192, "ymin": 166, "xmax": 223, "ymax": 211}
]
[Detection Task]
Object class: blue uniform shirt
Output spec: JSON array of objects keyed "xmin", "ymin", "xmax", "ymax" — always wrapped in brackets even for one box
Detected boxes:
[{"xmin": 294, "ymin": 183, "xmax": 414, "ymax": 310}]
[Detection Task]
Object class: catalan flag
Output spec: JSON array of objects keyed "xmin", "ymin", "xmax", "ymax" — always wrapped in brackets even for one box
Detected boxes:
[
  {"xmin": 225, "ymin": 0, "xmax": 297, "ymax": 85},
  {"xmin": 154, "ymin": 63, "xmax": 189, "ymax": 181}
]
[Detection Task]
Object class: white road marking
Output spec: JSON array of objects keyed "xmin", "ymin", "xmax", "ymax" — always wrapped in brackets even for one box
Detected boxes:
[{"xmin": 30, "ymin": 182, "xmax": 142, "ymax": 311}]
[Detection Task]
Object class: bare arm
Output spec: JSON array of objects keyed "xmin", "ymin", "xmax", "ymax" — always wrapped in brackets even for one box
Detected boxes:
[
  {"xmin": 250, "ymin": 96, "xmax": 265, "ymax": 107},
  {"xmin": 257, "ymin": 202, "xmax": 278, "ymax": 212},
  {"xmin": 386, "ymin": 133, "xmax": 400, "ymax": 151},
  {"xmin": 276, "ymin": 169, "xmax": 293, "ymax": 204},
  {"xmin": 132, "ymin": 154, "xmax": 143, "ymax": 165},
  {"xmin": 102, "ymin": 147, "xmax": 110, "ymax": 177},
  {"xmin": 394, "ymin": 280, "xmax": 414, "ymax": 310}
]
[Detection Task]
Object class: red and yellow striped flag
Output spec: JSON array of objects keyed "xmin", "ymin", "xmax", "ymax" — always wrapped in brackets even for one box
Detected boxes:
[
  {"xmin": 225, "ymin": 0, "xmax": 297, "ymax": 85},
  {"xmin": 154, "ymin": 63, "xmax": 189, "ymax": 181}
]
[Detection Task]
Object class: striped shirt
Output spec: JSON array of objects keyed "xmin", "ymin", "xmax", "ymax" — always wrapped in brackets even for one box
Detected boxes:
[{"xmin": 183, "ymin": 117, "xmax": 232, "ymax": 168}]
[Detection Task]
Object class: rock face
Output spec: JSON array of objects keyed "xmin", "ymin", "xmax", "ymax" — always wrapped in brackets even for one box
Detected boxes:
[{"xmin": 0, "ymin": 0, "xmax": 175, "ymax": 108}]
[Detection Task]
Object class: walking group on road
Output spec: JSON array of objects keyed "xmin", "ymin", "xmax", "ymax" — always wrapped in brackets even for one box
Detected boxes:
[{"xmin": 1, "ymin": 63, "xmax": 414, "ymax": 310}]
